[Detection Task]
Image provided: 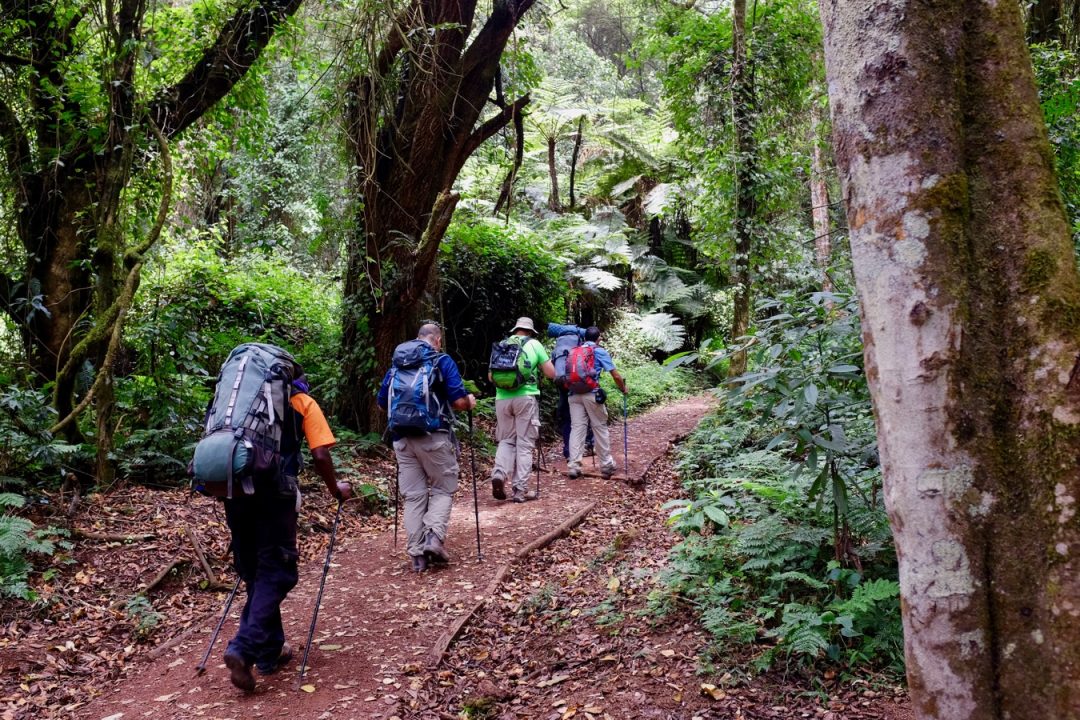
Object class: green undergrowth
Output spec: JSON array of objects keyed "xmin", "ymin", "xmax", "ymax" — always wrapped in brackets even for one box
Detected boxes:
[{"xmin": 652, "ymin": 292, "xmax": 903, "ymax": 681}]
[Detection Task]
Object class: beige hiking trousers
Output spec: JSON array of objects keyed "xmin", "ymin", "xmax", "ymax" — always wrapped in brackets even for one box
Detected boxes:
[
  {"xmin": 493, "ymin": 395, "xmax": 540, "ymax": 493},
  {"xmin": 393, "ymin": 431, "xmax": 459, "ymax": 559},
  {"xmin": 568, "ymin": 392, "xmax": 615, "ymax": 474}
]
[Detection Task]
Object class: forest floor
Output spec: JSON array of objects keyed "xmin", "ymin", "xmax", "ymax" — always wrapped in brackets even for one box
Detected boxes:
[{"xmin": 2, "ymin": 395, "xmax": 912, "ymax": 720}]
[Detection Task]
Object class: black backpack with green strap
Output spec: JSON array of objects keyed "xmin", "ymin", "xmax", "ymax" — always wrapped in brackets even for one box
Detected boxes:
[{"xmin": 488, "ymin": 335, "xmax": 535, "ymax": 391}]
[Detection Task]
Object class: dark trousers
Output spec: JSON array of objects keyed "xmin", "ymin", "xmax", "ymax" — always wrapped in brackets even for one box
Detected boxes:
[
  {"xmin": 557, "ymin": 388, "xmax": 593, "ymax": 458},
  {"xmin": 224, "ymin": 490, "xmax": 298, "ymax": 672}
]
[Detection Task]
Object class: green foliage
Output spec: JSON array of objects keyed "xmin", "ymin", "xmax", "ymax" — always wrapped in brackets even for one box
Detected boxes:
[
  {"xmin": 656, "ymin": 292, "xmax": 901, "ymax": 676},
  {"xmin": 0, "ymin": 386, "xmax": 90, "ymax": 484},
  {"xmin": 598, "ymin": 311, "xmax": 700, "ymax": 415},
  {"xmin": 1032, "ymin": 42, "xmax": 1080, "ymax": 248},
  {"xmin": 113, "ymin": 242, "xmax": 341, "ymax": 483},
  {"xmin": 0, "ymin": 491, "xmax": 68, "ymax": 601},
  {"xmin": 439, "ymin": 213, "xmax": 566, "ymax": 384},
  {"xmin": 125, "ymin": 594, "xmax": 164, "ymax": 640},
  {"xmin": 639, "ymin": 0, "xmax": 826, "ymax": 307}
]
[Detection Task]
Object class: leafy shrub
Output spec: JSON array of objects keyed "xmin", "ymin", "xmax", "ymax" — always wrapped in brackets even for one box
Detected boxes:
[
  {"xmin": 0, "ymin": 386, "xmax": 91, "ymax": 486},
  {"xmin": 128, "ymin": 242, "xmax": 341, "ymax": 383},
  {"xmin": 439, "ymin": 213, "xmax": 566, "ymax": 386},
  {"xmin": 0, "ymin": 491, "xmax": 68, "ymax": 601},
  {"xmin": 656, "ymin": 292, "xmax": 902, "ymax": 677},
  {"xmin": 113, "ymin": 243, "xmax": 342, "ymax": 484},
  {"xmin": 597, "ymin": 310, "xmax": 701, "ymax": 415}
]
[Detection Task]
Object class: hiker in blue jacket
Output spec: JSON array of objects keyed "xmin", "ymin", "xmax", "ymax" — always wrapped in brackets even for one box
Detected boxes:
[
  {"xmin": 546, "ymin": 322, "xmax": 594, "ymax": 459},
  {"xmin": 377, "ymin": 323, "xmax": 476, "ymax": 572}
]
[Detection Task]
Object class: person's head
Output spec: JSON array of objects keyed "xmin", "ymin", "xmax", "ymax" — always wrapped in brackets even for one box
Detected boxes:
[
  {"xmin": 585, "ymin": 326, "xmax": 601, "ymax": 343},
  {"xmin": 417, "ymin": 322, "xmax": 443, "ymax": 350},
  {"xmin": 511, "ymin": 317, "xmax": 537, "ymax": 336}
]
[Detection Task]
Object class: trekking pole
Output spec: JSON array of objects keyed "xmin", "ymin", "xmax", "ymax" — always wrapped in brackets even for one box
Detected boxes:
[
  {"xmin": 534, "ymin": 393, "xmax": 542, "ymax": 499},
  {"xmin": 468, "ymin": 410, "xmax": 482, "ymax": 560},
  {"xmin": 622, "ymin": 390, "xmax": 631, "ymax": 485},
  {"xmin": 195, "ymin": 575, "xmax": 241, "ymax": 675},
  {"xmin": 393, "ymin": 466, "xmax": 399, "ymax": 548},
  {"xmin": 298, "ymin": 500, "xmax": 343, "ymax": 685}
]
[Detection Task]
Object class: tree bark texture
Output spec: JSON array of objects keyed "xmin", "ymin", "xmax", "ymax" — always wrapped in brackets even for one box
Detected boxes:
[
  {"xmin": 728, "ymin": 0, "xmax": 755, "ymax": 377},
  {"xmin": 809, "ymin": 99, "xmax": 832, "ymax": 294},
  {"xmin": 547, "ymin": 135, "xmax": 562, "ymax": 211},
  {"xmin": 0, "ymin": 0, "xmax": 302, "ymax": 447},
  {"xmin": 340, "ymin": 0, "xmax": 535, "ymax": 431},
  {"xmin": 569, "ymin": 117, "xmax": 585, "ymax": 209},
  {"xmin": 821, "ymin": 1, "xmax": 1080, "ymax": 717}
]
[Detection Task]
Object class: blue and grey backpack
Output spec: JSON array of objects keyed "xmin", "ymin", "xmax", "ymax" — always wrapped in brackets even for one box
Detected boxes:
[
  {"xmin": 552, "ymin": 332, "xmax": 581, "ymax": 389},
  {"xmin": 388, "ymin": 340, "xmax": 445, "ymax": 436},
  {"xmin": 190, "ymin": 343, "xmax": 301, "ymax": 498}
]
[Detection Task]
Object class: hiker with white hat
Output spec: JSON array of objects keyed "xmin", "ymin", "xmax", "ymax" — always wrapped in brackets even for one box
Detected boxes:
[{"xmin": 487, "ymin": 317, "xmax": 555, "ymax": 503}]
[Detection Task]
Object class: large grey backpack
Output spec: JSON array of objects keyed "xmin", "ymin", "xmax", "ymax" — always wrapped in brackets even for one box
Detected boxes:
[
  {"xmin": 190, "ymin": 343, "xmax": 301, "ymax": 498},
  {"xmin": 552, "ymin": 332, "xmax": 581, "ymax": 389}
]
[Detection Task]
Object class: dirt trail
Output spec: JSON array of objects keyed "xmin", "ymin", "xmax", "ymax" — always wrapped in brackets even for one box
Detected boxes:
[{"xmin": 78, "ymin": 395, "xmax": 716, "ymax": 720}]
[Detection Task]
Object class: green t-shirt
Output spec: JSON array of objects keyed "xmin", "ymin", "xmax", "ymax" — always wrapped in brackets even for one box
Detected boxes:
[{"xmin": 494, "ymin": 335, "xmax": 550, "ymax": 399}]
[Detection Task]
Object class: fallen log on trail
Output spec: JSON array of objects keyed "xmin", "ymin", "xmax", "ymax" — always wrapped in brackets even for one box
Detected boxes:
[{"xmin": 426, "ymin": 501, "xmax": 597, "ymax": 668}]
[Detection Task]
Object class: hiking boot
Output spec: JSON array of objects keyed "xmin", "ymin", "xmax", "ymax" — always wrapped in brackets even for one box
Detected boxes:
[
  {"xmin": 524, "ymin": 490, "xmax": 538, "ymax": 501},
  {"xmin": 411, "ymin": 554, "xmax": 428, "ymax": 573},
  {"xmin": 257, "ymin": 642, "xmax": 293, "ymax": 676},
  {"xmin": 224, "ymin": 649, "xmax": 256, "ymax": 693},
  {"xmin": 491, "ymin": 476, "xmax": 506, "ymax": 500},
  {"xmin": 601, "ymin": 465, "xmax": 616, "ymax": 480},
  {"xmin": 567, "ymin": 468, "xmax": 581, "ymax": 479},
  {"xmin": 423, "ymin": 531, "xmax": 450, "ymax": 564},
  {"xmin": 511, "ymin": 489, "xmax": 526, "ymax": 503}
]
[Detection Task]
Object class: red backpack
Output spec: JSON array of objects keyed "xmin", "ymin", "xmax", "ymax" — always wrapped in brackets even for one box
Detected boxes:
[{"xmin": 567, "ymin": 344, "xmax": 600, "ymax": 394}]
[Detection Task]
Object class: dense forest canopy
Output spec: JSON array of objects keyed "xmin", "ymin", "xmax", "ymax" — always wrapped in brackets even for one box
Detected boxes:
[{"xmin": 4, "ymin": 0, "xmax": 1080, "ymax": 717}]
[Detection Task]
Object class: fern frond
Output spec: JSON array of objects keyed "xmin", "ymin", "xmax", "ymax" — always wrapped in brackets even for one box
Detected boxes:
[{"xmin": 0, "ymin": 493, "xmax": 26, "ymax": 509}]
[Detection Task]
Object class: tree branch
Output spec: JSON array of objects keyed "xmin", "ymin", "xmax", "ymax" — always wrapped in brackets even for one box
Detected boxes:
[
  {"xmin": 0, "ymin": 53, "xmax": 32, "ymax": 67},
  {"xmin": 461, "ymin": 0, "xmax": 537, "ymax": 79},
  {"xmin": 459, "ymin": 94, "xmax": 530, "ymax": 170},
  {"xmin": 407, "ymin": 190, "xmax": 460, "ymax": 305},
  {"xmin": 494, "ymin": 100, "xmax": 526, "ymax": 217},
  {"xmin": 150, "ymin": 0, "xmax": 305, "ymax": 139},
  {"xmin": 51, "ymin": 119, "xmax": 172, "ymax": 435},
  {"xmin": 0, "ymin": 95, "xmax": 31, "ymax": 191}
]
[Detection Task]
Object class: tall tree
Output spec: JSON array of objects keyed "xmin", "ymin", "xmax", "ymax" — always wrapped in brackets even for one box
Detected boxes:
[
  {"xmin": 340, "ymin": 0, "xmax": 535, "ymax": 430},
  {"xmin": 809, "ymin": 96, "xmax": 832, "ymax": 293},
  {"xmin": 821, "ymin": 0, "xmax": 1080, "ymax": 717},
  {"xmin": 0, "ymin": 0, "xmax": 304, "ymax": 458},
  {"xmin": 727, "ymin": 0, "xmax": 755, "ymax": 376}
]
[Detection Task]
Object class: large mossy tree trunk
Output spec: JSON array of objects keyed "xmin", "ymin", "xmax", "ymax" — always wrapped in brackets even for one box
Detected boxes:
[
  {"xmin": 0, "ymin": 0, "xmax": 303, "ymax": 458},
  {"xmin": 821, "ymin": 0, "xmax": 1080, "ymax": 716},
  {"xmin": 339, "ymin": 0, "xmax": 535, "ymax": 431}
]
